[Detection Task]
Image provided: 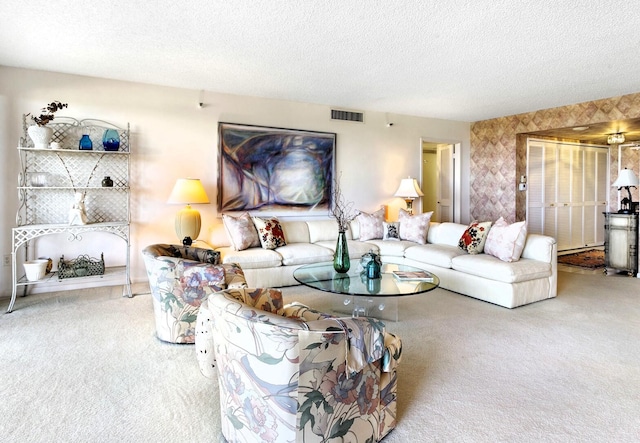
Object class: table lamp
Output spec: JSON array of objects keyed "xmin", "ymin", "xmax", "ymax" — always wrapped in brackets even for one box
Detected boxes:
[
  {"xmin": 612, "ymin": 168, "xmax": 639, "ymax": 214},
  {"xmin": 394, "ymin": 177, "xmax": 424, "ymax": 215},
  {"xmin": 167, "ymin": 178, "xmax": 210, "ymax": 245}
]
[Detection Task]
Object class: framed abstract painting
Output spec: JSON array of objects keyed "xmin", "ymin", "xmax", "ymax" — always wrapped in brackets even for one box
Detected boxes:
[{"xmin": 217, "ymin": 123, "xmax": 336, "ymax": 215}]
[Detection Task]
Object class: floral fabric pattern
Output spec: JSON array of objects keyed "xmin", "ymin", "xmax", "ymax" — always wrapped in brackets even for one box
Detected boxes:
[
  {"xmin": 142, "ymin": 244, "xmax": 246, "ymax": 343},
  {"xmin": 252, "ymin": 216, "xmax": 287, "ymax": 249},
  {"xmin": 398, "ymin": 209, "xmax": 433, "ymax": 244},
  {"xmin": 357, "ymin": 208, "xmax": 385, "ymax": 241},
  {"xmin": 458, "ymin": 220, "xmax": 492, "ymax": 254},
  {"xmin": 222, "ymin": 212, "xmax": 261, "ymax": 251},
  {"xmin": 196, "ymin": 290, "xmax": 402, "ymax": 442}
]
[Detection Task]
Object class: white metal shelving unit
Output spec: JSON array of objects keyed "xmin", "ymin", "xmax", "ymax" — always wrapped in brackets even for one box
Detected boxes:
[{"xmin": 9, "ymin": 116, "xmax": 132, "ymax": 313}]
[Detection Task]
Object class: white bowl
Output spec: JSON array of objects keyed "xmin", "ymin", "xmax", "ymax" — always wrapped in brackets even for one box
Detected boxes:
[{"xmin": 23, "ymin": 260, "xmax": 49, "ymax": 281}]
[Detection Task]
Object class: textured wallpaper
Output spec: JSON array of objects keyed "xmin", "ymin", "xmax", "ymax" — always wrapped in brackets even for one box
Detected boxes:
[{"xmin": 471, "ymin": 93, "xmax": 640, "ymax": 223}]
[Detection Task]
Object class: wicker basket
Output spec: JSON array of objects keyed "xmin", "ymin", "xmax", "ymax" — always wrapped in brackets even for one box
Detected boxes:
[{"xmin": 58, "ymin": 253, "xmax": 105, "ymax": 280}]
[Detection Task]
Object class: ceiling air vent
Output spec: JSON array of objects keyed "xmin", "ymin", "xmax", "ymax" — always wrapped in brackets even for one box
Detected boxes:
[{"xmin": 331, "ymin": 109, "xmax": 364, "ymax": 123}]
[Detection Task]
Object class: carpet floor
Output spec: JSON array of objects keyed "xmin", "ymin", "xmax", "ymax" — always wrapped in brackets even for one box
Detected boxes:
[{"xmin": 1, "ymin": 272, "xmax": 639, "ymax": 442}]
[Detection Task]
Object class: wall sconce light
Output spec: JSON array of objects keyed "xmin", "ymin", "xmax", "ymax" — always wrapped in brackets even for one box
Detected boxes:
[
  {"xmin": 612, "ymin": 168, "xmax": 639, "ymax": 214},
  {"xmin": 167, "ymin": 178, "xmax": 210, "ymax": 245},
  {"xmin": 394, "ymin": 177, "xmax": 424, "ymax": 215},
  {"xmin": 607, "ymin": 133, "xmax": 625, "ymax": 144}
]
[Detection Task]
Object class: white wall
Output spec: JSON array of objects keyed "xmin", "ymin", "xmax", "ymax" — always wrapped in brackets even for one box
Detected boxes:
[{"xmin": 0, "ymin": 66, "xmax": 470, "ymax": 297}]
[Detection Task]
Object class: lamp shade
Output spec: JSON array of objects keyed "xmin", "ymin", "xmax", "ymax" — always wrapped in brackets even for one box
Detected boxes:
[
  {"xmin": 167, "ymin": 178, "xmax": 210, "ymax": 204},
  {"xmin": 167, "ymin": 178, "xmax": 210, "ymax": 244},
  {"xmin": 612, "ymin": 168, "xmax": 639, "ymax": 188},
  {"xmin": 394, "ymin": 177, "xmax": 424, "ymax": 198}
]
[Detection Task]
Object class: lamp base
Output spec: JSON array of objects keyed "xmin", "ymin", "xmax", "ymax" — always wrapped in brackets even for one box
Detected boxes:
[
  {"xmin": 404, "ymin": 198, "xmax": 414, "ymax": 215},
  {"xmin": 182, "ymin": 236, "xmax": 193, "ymax": 246},
  {"xmin": 175, "ymin": 205, "xmax": 201, "ymax": 243}
]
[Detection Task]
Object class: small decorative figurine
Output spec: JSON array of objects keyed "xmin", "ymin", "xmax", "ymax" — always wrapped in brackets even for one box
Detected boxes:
[{"xmin": 68, "ymin": 192, "xmax": 88, "ymax": 225}]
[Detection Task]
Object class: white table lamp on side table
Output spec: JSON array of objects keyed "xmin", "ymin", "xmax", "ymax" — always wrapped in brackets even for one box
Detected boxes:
[{"xmin": 394, "ymin": 177, "xmax": 423, "ymax": 215}]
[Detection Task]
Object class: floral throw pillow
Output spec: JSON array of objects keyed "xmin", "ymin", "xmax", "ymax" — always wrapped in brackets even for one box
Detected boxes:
[
  {"xmin": 383, "ymin": 222, "xmax": 401, "ymax": 241},
  {"xmin": 484, "ymin": 217, "xmax": 528, "ymax": 262},
  {"xmin": 458, "ymin": 220, "xmax": 492, "ymax": 254},
  {"xmin": 357, "ymin": 208, "xmax": 385, "ymax": 241},
  {"xmin": 252, "ymin": 216, "xmax": 287, "ymax": 249},
  {"xmin": 222, "ymin": 212, "xmax": 261, "ymax": 251},
  {"xmin": 398, "ymin": 209, "xmax": 433, "ymax": 244}
]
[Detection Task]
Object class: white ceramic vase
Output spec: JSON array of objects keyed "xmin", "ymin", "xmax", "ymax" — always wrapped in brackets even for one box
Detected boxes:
[{"xmin": 27, "ymin": 125, "xmax": 53, "ymax": 149}]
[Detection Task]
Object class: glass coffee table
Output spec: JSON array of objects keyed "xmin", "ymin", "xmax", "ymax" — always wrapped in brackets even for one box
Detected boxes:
[{"xmin": 293, "ymin": 262, "xmax": 439, "ymax": 321}]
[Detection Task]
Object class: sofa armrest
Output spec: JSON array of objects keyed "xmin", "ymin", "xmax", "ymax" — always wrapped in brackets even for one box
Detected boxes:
[{"xmin": 282, "ymin": 302, "xmax": 335, "ymax": 321}]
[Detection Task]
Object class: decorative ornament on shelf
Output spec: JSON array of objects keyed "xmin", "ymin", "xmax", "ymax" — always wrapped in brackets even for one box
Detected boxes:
[
  {"xmin": 330, "ymin": 172, "xmax": 357, "ymax": 273},
  {"xmin": 26, "ymin": 101, "xmax": 68, "ymax": 149}
]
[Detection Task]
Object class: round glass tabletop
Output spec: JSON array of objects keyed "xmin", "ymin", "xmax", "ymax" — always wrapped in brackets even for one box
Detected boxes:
[{"xmin": 293, "ymin": 262, "xmax": 439, "ymax": 297}]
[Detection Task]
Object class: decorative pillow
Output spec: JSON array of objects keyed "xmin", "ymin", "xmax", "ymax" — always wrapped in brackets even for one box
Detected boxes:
[
  {"xmin": 383, "ymin": 222, "xmax": 401, "ymax": 241},
  {"xmin": 458, "ymin": 220, "xmax": 492, "ymax": 254},
  {"xmin": 398, "ymin": 209, "xmax": 433, "ymax": 244},
  {"xmin": 357, "ymin": 208, "xmax": 385, "ymax": 241},
  {"xmin": 252, "ymin": 216, "xmax": 287, "ymax": 249},
  {"xmin": 484, "ymin": 217, "xmax": 528, "ymax": 262},
  {"xmin": 222, "ymin": 212, "xmax": 260, "ymax": 251}
]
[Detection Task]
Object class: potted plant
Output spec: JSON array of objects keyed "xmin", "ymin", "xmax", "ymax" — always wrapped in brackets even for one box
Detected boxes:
[{"xmin": 27, "ymin": 101, "xmax": 68, "ymax": 149}]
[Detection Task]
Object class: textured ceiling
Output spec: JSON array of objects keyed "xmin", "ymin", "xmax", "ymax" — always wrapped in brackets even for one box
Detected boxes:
[{"xmin": 2, "ymin": 1, "xmax": 640, "ymax": 122}]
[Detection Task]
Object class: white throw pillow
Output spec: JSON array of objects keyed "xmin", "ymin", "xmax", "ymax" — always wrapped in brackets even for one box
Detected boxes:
[
  {"xmin": 484, "ymin": 217, "xmax": 527, "ymax": 262},
  {"xmin": 222, "ymin": 212, "xmax": 260, "ymax": 251},
  {"xmin": 398, "ymin": 209, "xmax": 433, "ymax": 244},
  {"xmin": 357, "ymin": 208, "xmax": 385, "ymax": 241}
]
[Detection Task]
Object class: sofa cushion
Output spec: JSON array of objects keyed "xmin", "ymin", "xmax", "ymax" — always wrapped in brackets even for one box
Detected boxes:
[
  {"xmin": 458, "ymin": 220, "xmax": 492, "ymax": 254},
  {"xmin": 222, "ymin": 212, "xmax": 260, "ymax": 251},
  {"xmin": 365, "ymin": 239, "xmax": 415, "ymax": 258},
  {"xmin": 314, "ymin": 239, "xmax": 376, "ymax": 258},
  {"xmin": 398, "ymin": 209, "xmax": 433, "ymax": 244},
  {"xmin": 277, "ymin": 243, "xmax": 334, "ymax": 266},
  {"xmin": 451, "ymin": 254, "xmax": 551, "ymax": 283},
  {"xmin": 217, "ymin": 247, "xmax": 282, "ymax": 269},
  {"xmin": 484, "ymin": 217, "xmax": 527, "ymax": 262},
  {"xmin": 357, "ymin": 208, "xmax": 385, "ymax": 241},
  {"xmin": 280, "ymin": 221, "xmax": 311, "ymax": 243},
  {"xmin": 307, "ymin": 219, "xmax": 342, "ymax": 243},
  {"xmin": 428, "ymin": 222, "xmax": 468, "ymax": 246},
  {"xmin": 253, "ymin": 216, "xmax": 287, "ymax": 249},
  {"xmin": 404, "ymin": 244, "xmax": 465, "ymax": 268},
  {"xmin": 383, "ymin": 222, "xmax": 401, "ymax": 241}
]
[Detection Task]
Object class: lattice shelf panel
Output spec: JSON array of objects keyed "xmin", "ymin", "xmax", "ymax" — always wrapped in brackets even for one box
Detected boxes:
[
  {"xmin": 19, "ymin": 149, "xmax": 128, "ymax": 188},
  {"xmin": 21, "ymin": 116, "xmax": 130, "ymax": 152},
  {"xmin": 20, "ymin": 188, "xmax": 129, "ymax": 225}
]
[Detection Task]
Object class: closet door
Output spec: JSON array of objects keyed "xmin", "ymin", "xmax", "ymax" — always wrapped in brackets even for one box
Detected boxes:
[{"xmin": 527, "ymin": 139, "xmax": 608, "ymax": 251}]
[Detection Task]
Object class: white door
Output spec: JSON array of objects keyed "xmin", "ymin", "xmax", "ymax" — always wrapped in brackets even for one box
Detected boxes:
[
  {"xmin": 437, "ymin": 143, "xmax": 454, "ymax": 222},
  {"xmin": 527, "ymin": 139, "xmax": 608, "ymax": 251}
]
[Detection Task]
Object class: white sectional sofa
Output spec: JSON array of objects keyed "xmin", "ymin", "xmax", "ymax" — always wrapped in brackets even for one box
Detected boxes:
[{"xmin": 207, "ymin": 219, "xmax": 557, "ymax": 309}]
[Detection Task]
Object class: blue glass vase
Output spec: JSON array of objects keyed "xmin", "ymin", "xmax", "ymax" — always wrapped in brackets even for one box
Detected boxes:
[
  {"xmin": 102, "ymin": 129, "xmax": 120, "ymax": 151},
  {"xmin": 79, "ymin": 134, "xmax": 93, "ymax": 150},
  {"xmin": 333, "ymin": 231, "xmax": 350, "ymax": 273}
]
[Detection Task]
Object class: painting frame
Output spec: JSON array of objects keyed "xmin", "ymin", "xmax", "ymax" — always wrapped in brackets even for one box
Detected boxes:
[{"xmin": 217, "ymin": 122, "xmax": 336, "ymax": 217}]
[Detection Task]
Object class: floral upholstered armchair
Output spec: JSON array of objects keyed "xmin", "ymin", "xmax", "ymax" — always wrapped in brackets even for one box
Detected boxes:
[
  {"xmin": 141, "ymin": 244, "xmax": 247, "ymax": 343},
  {"xmin": 195, "ymin": 287, "xmax": 403, "ymax": 442}
]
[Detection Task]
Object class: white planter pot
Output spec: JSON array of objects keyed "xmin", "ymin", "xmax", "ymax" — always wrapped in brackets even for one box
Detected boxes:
[{"xmin": 27, "ymin": 125, "xmax": 53, "ymax": 149}]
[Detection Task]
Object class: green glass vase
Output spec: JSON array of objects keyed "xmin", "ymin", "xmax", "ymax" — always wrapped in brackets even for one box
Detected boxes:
[{"xmin": 333, "ymin": 231, "xmax": 350, "ymax": 273}]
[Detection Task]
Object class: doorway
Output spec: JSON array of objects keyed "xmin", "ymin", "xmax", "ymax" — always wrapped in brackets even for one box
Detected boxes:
[{"xmin": 421, "ymin": 139, "xmax": 460, "ymax": 223}]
